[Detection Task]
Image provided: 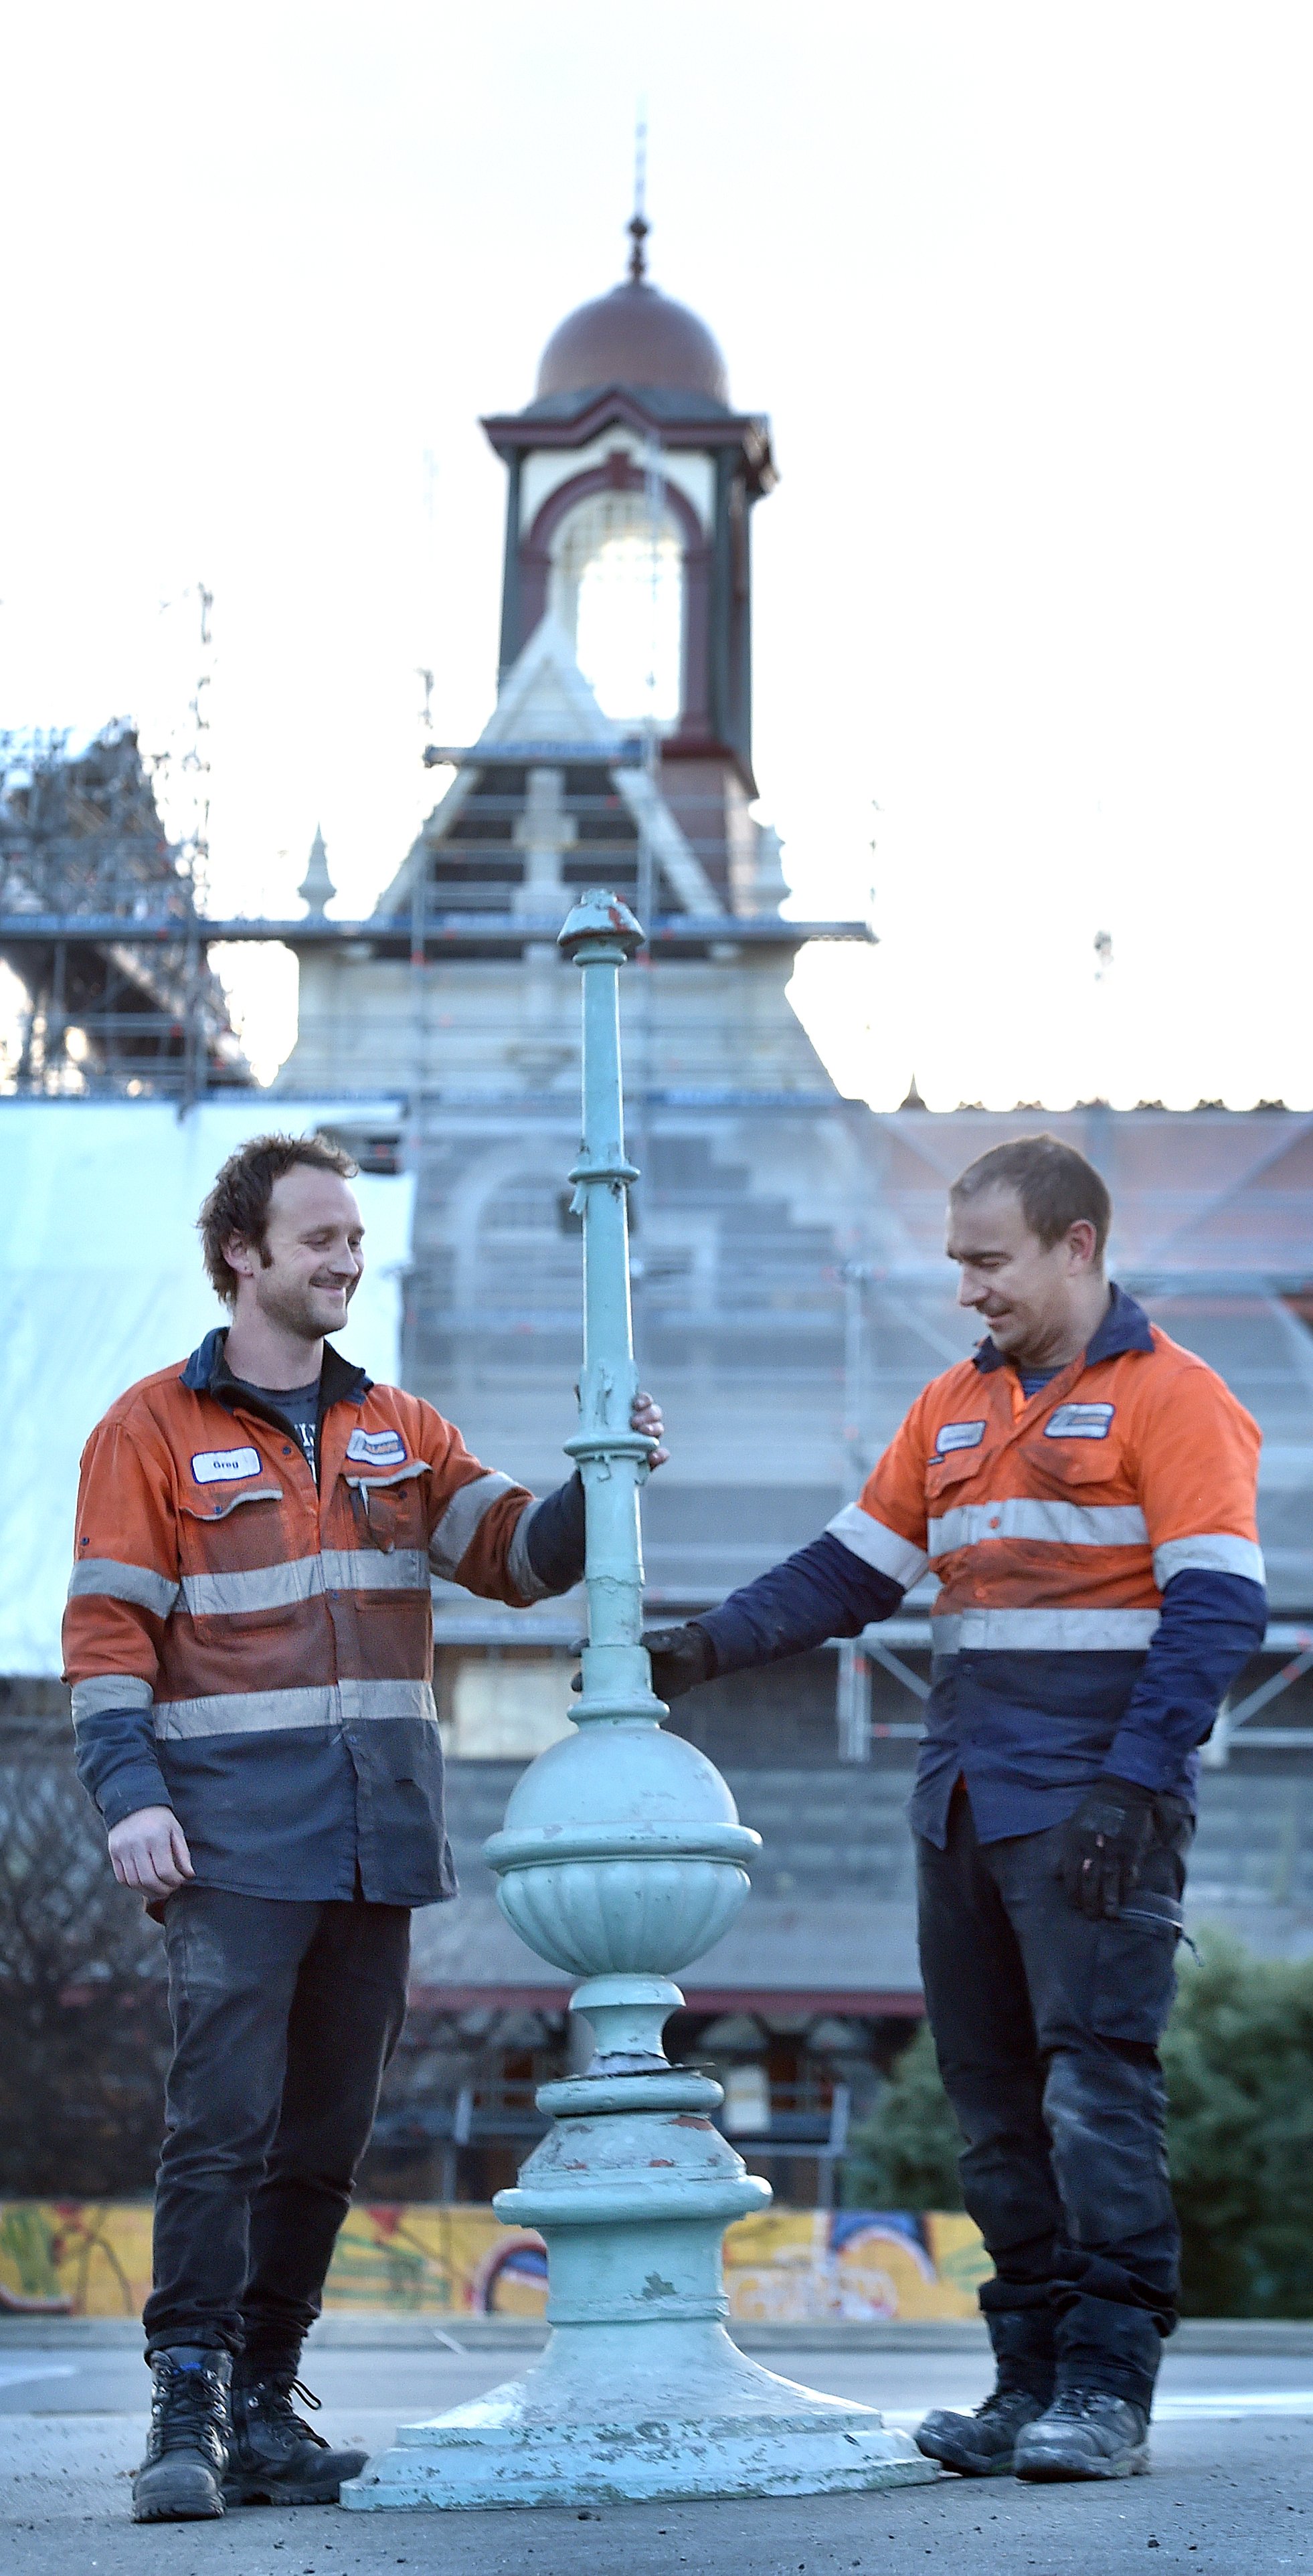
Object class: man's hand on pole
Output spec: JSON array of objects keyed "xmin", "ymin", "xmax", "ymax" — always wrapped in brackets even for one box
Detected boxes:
[
  {"xmin": 630, "ymin": 1389, "xmax": 668, "ymax": 1467},
  {"xmin": 642, "ymin": 1625, "xmax": 716, "ymax": 1701},
  {"xmin": 107, "ymin": 1806, "xmax": 195, "ymax": 1902}
]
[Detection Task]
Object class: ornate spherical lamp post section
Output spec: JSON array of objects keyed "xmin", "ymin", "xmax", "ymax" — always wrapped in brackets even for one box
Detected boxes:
[{"xmin": 343, "ymin": 891, "xmax": 936, "ymax": 2510}]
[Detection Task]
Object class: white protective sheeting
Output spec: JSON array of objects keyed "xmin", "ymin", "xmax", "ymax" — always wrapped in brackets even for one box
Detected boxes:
[{"xmin": 0, "ymin": 1101, "xmax": 415, "ymax": 1675}]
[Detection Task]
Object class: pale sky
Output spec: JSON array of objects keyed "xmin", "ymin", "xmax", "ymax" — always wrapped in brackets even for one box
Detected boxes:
[{"xmin": 2, "ymin": 3, "xmax": 1311, "ymax": 1106}]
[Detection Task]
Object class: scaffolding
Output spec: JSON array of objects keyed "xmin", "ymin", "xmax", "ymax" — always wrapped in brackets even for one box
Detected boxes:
[{"xmin": 0, "ymin": 725, "xmax": 248, "ymax": 1103}]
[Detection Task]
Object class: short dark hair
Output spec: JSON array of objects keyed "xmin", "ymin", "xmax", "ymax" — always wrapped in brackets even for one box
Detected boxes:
[
  {"xmin": 949, "ymin": 1133, "xmax": 1112, "ymax": 1259},
  {"xmin": 198, "ymin": 1132, "xmax": 358, "ymax": 1307}
]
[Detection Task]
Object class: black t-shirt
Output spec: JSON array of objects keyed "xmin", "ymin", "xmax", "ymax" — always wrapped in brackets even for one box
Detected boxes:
[{"xmin": 230, "ymin": 1374, "xmax": 321, "ymax": 1477}]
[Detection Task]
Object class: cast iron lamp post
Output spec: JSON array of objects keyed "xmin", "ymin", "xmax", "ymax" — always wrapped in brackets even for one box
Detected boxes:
[{"xmin": 343, "ymin": 892, "xmax": 935, "ymax": 2510}]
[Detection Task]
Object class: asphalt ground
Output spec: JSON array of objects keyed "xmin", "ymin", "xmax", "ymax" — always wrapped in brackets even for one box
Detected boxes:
[{"xmin": 3, "ymin": 2330, "xmax": 1312, "ymax": 2575}]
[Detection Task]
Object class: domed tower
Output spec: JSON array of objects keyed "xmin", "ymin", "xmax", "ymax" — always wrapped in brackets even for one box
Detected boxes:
[{"xmin": 481, "ymin": 213, "xmax": 776, "ymax": 904}]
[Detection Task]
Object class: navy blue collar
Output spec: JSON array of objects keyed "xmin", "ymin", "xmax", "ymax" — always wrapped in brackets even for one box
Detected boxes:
[
  {"xmin": 181, "ymin": 1326, "xmax": 371, "ymax": 1412},
  {"xmin": 972, "ymin": 1281, "xmax": 1153, "ymax": 1377}
]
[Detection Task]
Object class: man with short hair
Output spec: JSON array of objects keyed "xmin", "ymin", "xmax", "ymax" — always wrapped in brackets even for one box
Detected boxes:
[
  {"xmin": 644, "ymin": 1135, "xmax": 1265, "ymax": 2482},
  {"xmin": 64, "ymin": 1132, "xmax": 665, "ymax": 2523}
]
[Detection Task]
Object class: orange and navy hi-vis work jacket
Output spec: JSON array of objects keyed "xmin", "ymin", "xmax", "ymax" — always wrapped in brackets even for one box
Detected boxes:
[
  {"xmin": 698, "ymin": 1286, "xmax": 1267, "ymax": 1844},
  {"xmin": 63, "ymin": 1329, "xmax": 580, "ymax": 1905}
]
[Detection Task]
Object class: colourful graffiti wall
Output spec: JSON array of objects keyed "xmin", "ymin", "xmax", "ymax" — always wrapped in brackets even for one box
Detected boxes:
[{"xmin": 0, "ymin": 2200, "xmax": 991, "ymax": 2324}]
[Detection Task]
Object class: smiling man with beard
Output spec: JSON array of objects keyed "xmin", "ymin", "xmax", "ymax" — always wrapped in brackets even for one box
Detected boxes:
[{"xmin": 62, "ymin": 1131, "xmax": 665, "ymax": 2523}]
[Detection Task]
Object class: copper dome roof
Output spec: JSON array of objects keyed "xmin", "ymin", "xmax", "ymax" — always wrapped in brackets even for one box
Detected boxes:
[{"xmin": 535, "ymin": 274, "xmax": 730, "ymax": 405}]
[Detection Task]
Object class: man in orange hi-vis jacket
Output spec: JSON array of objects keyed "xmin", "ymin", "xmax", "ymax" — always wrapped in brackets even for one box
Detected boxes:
[
  {"xmin": 64, "ymin": 1131, "xmax": 665, "ymax": 2524},
  {"xmin": 642, "ymin": 1135, "xmax": 1265, "ymax": 2485}
]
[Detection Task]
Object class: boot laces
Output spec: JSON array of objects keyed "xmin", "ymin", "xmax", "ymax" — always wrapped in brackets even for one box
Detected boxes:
[
  {"xmin": 152, "ymin": 2358, "xmax": 226, "ymax": 2450},
  {"xmin": 245, "ymin": 2374, "xmax": 328, "ymax": 2450},
  {"xmin": 979, "ymin": 2385, "xmax": 1041, "ymax": 2420},
  {"xmin": 1047, "ymin": 2385, "xmax": 1130, "ymax": 2420}
]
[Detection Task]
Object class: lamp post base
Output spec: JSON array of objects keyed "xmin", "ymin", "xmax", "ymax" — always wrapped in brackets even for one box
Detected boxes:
[
  {"xmin": 341, "ymin": 2326, "xmax": 938, "ymax": 2510},
  {"xmin": 343, "ymin": 2044, "xmax": 940, "ymax": 2512}
]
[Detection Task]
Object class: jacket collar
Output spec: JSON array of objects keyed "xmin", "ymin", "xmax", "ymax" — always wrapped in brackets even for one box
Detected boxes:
[
  {"xmin": 180, "ymin": 1326, "xmax": 371, "ymax": 1412},
  {"xmin": 972, "ymin": 1281, "xmax": 1154, "ymax": 1377}
]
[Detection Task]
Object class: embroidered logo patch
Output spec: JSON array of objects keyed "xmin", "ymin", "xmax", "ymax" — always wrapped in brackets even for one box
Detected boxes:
[
  {"xmin": 346, "ymin": 1427, "xmax": 406, "ymax": 1466},
  {"xmin": 1044, "ymin": 1402, "xmax": 1115, "ymax": 1441},
  {"xmin": 935, "ymin": 1420, "xmax": 987, "ymax": 1455},
  {"xmin": 191, "ymin": 1447, "xmax": 262, "ymax": 1484}
]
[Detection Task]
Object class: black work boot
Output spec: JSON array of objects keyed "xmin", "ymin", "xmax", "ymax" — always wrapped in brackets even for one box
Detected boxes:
[
  {"xmin": 132, "ymin": 2345, "xmax": 231, "ymax": 2522},
  {"xmin": 916, "ymin": 2306, "xmax": 1055, "ymax": 2476},
  {"xmin": 1013, "ymin": 2387, "xmax": 1150, "ymax": 2479},
  {"xmin": 1014, "ymin": 2295, "xmax": 1158, "ymax": 2481},
  {"xmin": 224, "ymin": 2367, "xmax": 368, "ymax": 2506}
]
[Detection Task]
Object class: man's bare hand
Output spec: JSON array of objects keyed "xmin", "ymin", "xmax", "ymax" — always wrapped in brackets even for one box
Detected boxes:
[
  {"xmin": 631, "ymin": 1389, "xmax": 669, "ymax": 1469},
  {"xmin": 107, "ymin": 1807, "xmax": 195, "ymax": 1901}
]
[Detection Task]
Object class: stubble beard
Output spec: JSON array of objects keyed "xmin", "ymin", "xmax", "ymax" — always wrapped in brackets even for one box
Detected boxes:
[{"xmin": 255, "ymin": 1268, "xmax": 353, "ymax": 1346}]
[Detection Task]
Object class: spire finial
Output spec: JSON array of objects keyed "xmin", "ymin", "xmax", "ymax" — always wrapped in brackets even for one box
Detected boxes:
[
  {"xmin": 628, "ymin": 102, "xmax": 648, "ymax": 281},
  {"xmin": 298, "ymin": 821, "xmax": 335, "ymax": 917}
]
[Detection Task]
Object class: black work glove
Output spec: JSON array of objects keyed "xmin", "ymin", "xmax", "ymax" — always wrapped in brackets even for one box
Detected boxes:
[
  {"xmin": 569, "ymin": 1623, "xmax": 717, "ymax": 1701},
  {"xmin": 642, "ymin": 1623, "xmax": 716, "ymax": 1701},
  {"xmin": 1059, "ymin": 1775, "xmax": 1161, "ymax": 1920}
]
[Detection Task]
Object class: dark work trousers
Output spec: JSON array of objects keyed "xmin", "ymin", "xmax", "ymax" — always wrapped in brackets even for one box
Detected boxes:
[
  {"xmin": 917, "ymin": 1783, "xmax": 1191, "ymax": 2407},
  {"xmin": 144, "ymin": 1885, "xmax": 410, "ymax": 2367}
]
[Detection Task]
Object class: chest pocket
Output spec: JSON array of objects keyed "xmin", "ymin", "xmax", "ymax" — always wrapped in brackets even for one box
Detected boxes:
[
  {"xmin": 344, "ymin": 1461, "xmax": 428, "ymax": 1554},
  {"xmin": 179, "ymin": 1483, "xmax": 284, "ymax": 1560},
  {"xmin": 1024, "ymin": 1427, "xmax": 1127, "ymax": 1499},
  {"xmin": 924, "ymin": 1436, "xmax": 1002, "ymax": 1512}
]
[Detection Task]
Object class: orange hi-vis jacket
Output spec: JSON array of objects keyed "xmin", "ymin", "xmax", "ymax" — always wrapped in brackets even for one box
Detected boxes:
[
  {"xmin": 838, "ymin": 1288, "xmax": 1263, "ymax": 1836},
  {"xmin": 698, "ymin": 1287, "xmax": 1267, "ymax": 1844},
  {"xmin": 839, "ymin": 1324, "xmax": 1261, "ymax": 1653},
  {"xmin": 63, "ymin": 1329, "xmax": 567, "ymax": 1905}
]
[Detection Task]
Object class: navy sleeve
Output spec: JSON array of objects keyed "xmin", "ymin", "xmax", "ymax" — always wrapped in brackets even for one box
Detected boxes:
[
  {"xmin": 74, "ymin": 1709, "xmax": 173, "ymax": 1831},
  {"xmin": 1108, "ymin": 1569, "xmax": 1268, "ymax": 1792},
  {"xmin": 522, "ymin": 1470, "xmax": 587, "ymax": 1593},
  {"xmin": 697, "ymin": 1532, "xmax": 905, "ymax": 1678}
]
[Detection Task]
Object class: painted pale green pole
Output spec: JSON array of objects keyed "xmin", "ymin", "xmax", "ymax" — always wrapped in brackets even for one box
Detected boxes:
[{"xmin": 343, "ymin": 892, "xmax": 936, "ymax": 2512}]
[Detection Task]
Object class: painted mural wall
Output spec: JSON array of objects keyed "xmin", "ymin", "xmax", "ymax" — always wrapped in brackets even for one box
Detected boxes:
[{"xmin": 0, "ymin": 2201, "xmax": 990, "ymax": 2325}]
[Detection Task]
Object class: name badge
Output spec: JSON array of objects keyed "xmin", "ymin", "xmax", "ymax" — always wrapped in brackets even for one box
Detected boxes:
[
  {"xmin": 191, "ymin": 1447, "xmax": 262, "ymax": 1484},
  {"xmin": 935, "ymin": 1420, "xmax": 986, "ymax": 1455},
  {"xmin": 346, "ymin": 1428, "xmax": 407, "ymax": 1466},
  {"xmin": 1045, "ymin": 1403, "xmax": 1114, "ymax": 1441}
]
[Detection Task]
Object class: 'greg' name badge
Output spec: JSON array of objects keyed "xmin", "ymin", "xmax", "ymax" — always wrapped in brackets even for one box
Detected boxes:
[{"xmin": 191, "ymin": 1447, "xmax": 262, "ymax": 1483}]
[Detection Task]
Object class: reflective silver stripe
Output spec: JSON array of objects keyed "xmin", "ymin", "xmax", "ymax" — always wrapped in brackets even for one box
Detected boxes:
[
  {"xmin": 826, "ymin": 1502, "xmax": 930, "ymax": 1588},
  {"xmin": 932, "ymin": 1607, "xmax": 1162, "ymax": 1655},
  {"xmin": 153, "ymin": 1678, "xmax": 438, "ymax": 1741},
  {"xmin": 336, "ymin": 1677, "xmax": 437, "ymax": 1725},
  {"xmin": 70, "ymin": 1672, "xmax": 154, "ymax": 1726},
  {"xmin": 180, "ymin": 1550, "xmax": 430, "ymax": 1617},
  {"xmin": 67, "ymin": 1558, "xmax": 179, "ymax": 1617},
  {"xmin": 155, "ymin": 1684, "xmax": 337, "ymax": 1738},
  {"xmin": 928, "ymin": 1500, "xmax": 1150, "ymax": 1557},
  {"xmin": 1153, "ymin": 1533, "xmax": 1267, "ymax": 1588},
  {"xmin": 321, "ymin": 1548, "xmax": 429, "ymax": 1593},
  {"xmin": 430, "ymin": 1471, "xmax": 517, "ymax": 1580},
  {"xmin": 183, "ymin": 1558, "xmax": 322, "ymax": 1617},
  {"xmin": 505, "ymin": 1497, "xmax": 557, "ymax": 1603},
  {"xmin": 179, "ymin": 1483, "xmax": 284, "ymax": 1525}
]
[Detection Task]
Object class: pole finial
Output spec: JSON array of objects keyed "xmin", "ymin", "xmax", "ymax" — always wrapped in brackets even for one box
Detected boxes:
[
  {"xmin": 628, "ymin": 102, "xmax": 648, "ymax": 280},
  {"xmin": 559, "ymin": 886, "xmax": 644, "ymax": 959}
]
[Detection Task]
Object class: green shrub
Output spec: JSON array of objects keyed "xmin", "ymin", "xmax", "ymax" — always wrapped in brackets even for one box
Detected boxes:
[
  {"xmin": 842, "ymin": 2023, "xmax": 964, "ymax": 2212},
  {"xmin": 843, "ymin": 1931, "xmax": 1313, "ymax": 2318},
  {"xmin": 1162, "ymin": 1930, "xmax": 1313, "ymax": 2317}
]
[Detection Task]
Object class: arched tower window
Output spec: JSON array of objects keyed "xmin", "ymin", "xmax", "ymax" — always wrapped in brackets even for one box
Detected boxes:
[{"xmin": 547, "ymin": 489, "xmax": 683, "ymax": 725}]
